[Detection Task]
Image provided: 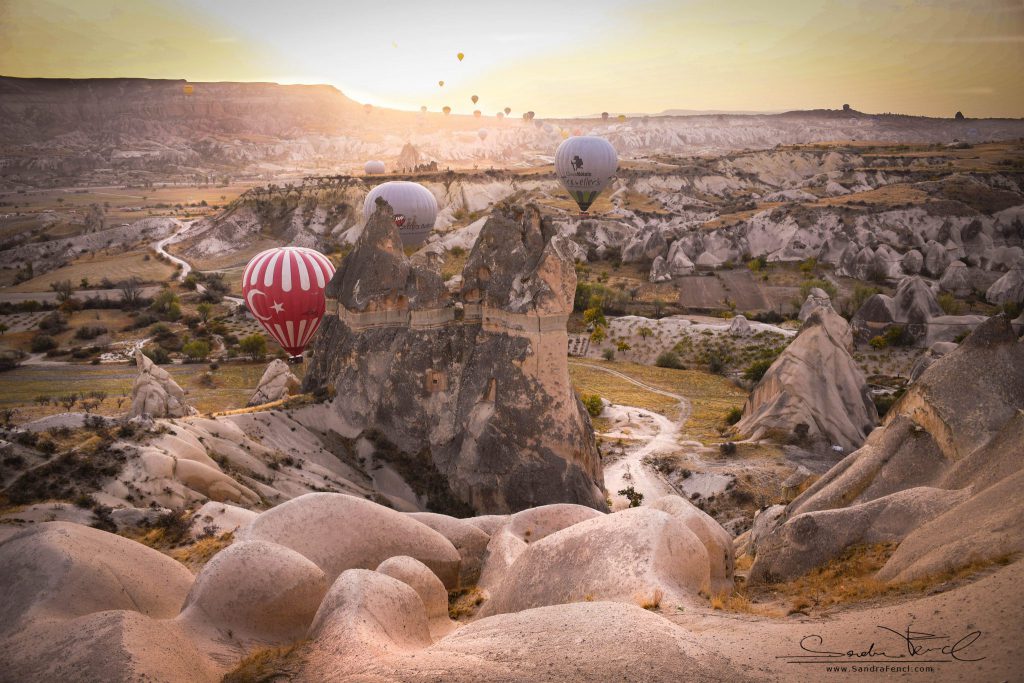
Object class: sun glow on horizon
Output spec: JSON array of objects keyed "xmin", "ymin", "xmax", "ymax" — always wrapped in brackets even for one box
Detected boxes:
[{"xmin": 1, "ymin": 0, "xmax": 1022, "ymax": 118}]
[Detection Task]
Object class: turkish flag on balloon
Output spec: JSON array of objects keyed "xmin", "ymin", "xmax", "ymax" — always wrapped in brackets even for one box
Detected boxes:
[{"xmin": 241, "ymin": 246, "xmax": 336, "ymax": 357}]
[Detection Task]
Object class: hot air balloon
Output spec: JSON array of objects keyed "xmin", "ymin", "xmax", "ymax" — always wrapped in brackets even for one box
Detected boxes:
[
  {"xmin": 504, "ymin": 107, "xmax": 511, "ymax": 115},
  {"xmin": 457, "ymin": 52, "xmax": 464, "ymax": 61},
  {"xmin": 471, "ymin": 95, "xmax": 479, "ymax": 104},
  {"xmin": 601, "ymin": 112, "xmax": 609, "ymax": 121},
  {"xmin": 572, "ymin": 128, "xmax": 583, "ymax": 136},
  {"xmin": 560, "ymin": 129, "xmax": 569, "ymax": 139},
  {"xmin": 617, "ymin": 114, "xmax": 626, "ymax": 122},
  {"xmin": 420, "ymin": 105, "xmax": 428, "ymax": 113},
  {"xmin": 442, "ymin": 106, "xmax": 451, "ymax": 116},
  {"xmin": 183, "ymin": 84, "xmax": 194, "ymax": 95},
  {"xmin": 555, "ymin": 136, "xmax": 618, "ymax": 215},
  {"xmin": 364, "ymin": 160, "xmax": 385, "ymax": 175},
  {"xmin": 242, "ymin": 247, "xmax": 336, "ymax": 359},
  {"xmin": 473, "ymin": 110, "xmax": 481, "ymax": 118},
  {"xmin": 363, "ymin": 181, "xmax": 438, "ymax": 248},
  {"xmin": 478, "ymin": 129, "xmax": 488, "ymax": 141},
  {"xmin": 439, "ymin": 80, "xmax": 445, "ymax": 87},
  {"xmin": 496, "ymin": 112, "xmax": 505, "ymax": 120}
]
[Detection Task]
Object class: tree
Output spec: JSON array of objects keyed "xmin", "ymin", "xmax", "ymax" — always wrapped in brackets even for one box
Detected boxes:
[
  {"xmin": 182, "ymin": 339, "xmax": 210, "ymax": 362},
  {"xmin": 581, "ymin": 394, "xmax": 603, "ymax": 417},
  {"xmin": 239, "ymin": 334, "xmax": 267, "ymax": 361},
  {"xmin": 0, "ymin": 323, "xmax": 7, "ymax": 335},
  {"xmin": 85, "ymin": 203, "xmax": 105, "ymax": 233},
  {"xmin": 616, "ymin": 340, "xmax": 631, "ymax": 352},
  {"xmin": 618, "ymin": 487, "xmax": 644, "ymax": 508},
  {"xmin": 637, "ymin": 326, "xmax": 653, "ymax": 340},
  {"xmin": 196, "ymin": 302, "xmax": 212, "ymax": 323},
  {"xmin": 583, "ymin": 305, "xmax": 606, "ymax": 329},
  {"xmin": 655, "ymin": 351, "xmax": 684, "ymax": 369},
  {"xmin": 50, "ymin": 279, "xmax": 74, "ymax": 303},
  {"xmin": 120, "ymin": 277, "xmax": 143, "ymax": 308},
  {"xmin": 590, "ymin": 326, "xmax": 606, "ymax": 344}
]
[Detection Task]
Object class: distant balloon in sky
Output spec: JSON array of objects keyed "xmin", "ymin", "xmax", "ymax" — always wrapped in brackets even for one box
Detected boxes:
[
  {"xmin": 420, "ymin": 105, "xmax": 427, "ymax": 113},
  {"xmin": 457, "ymin": 52, "xmax": 464, "ymax": 61},
  {"xmin": 555, "ymin": 135, "xmax": 618, "ymax": 214},
  {"xmin": 617, "ymin": 114, "xmax": 626, "ymax": 122},
  {"xmin": 471, "ymin": 95, "xmax": 478, "ymax": 104},
  {"xmin": 496, "ymin": 112, "xmax": 504, "ymax": 120},
  {"xmin": 601, "ymin": 112, "xmax": 609, "ymax": 121},
  {"xmin": 442, "ymin": 106, "xmax": 451, "ymax": 116},
  {"xmin": 560, "ymin": 129, "xmax": 569, "ymax": 139},
  {"xmin": 504, "ymin": 107, "xmax": 511, "ymax": 115},
  {"xmin": 473, "ymin": 109, "xmax": 481, "ymax": 118},
  {"xmin": 438, "ymin": 80, "xmax": 445, "ymax": 87},
  {"xmin": 363, "ymin": 181, "xmax": 438, "ymax": 248},
  {"xmin": 242, "ymin": 246, "xmax": 335, "ymax": 358},
  {"xmin": 478, "ymin": 128, "xmax": 488, "ymax": 141},
  {"xmin": 183, "ymin": 84, "xmax": 194, "ymax": 95},
  {"xmin": 364, "ymin": 160, "xmax": 385, "ymax": 175}
]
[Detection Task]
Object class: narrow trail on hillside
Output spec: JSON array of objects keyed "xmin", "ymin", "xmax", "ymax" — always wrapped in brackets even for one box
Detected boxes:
[{"xmin": 570, "ymin": 360, "xmax": 693, "ymax": 509}]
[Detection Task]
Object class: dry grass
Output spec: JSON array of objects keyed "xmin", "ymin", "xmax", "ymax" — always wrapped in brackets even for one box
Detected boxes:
[
  {"xmin": 586, "ymin": 361, "xmax": 747, "ymax": 443},
  {"xmin": 718, "ymin": 544, "xmax": 1019, "ymax": 618},
  {"xmin": 222, "ymin": 641, "xmax": 305, "ymax": 683},
  {"xmin": 448, "ymin": 587, "xmax": 486, "ymax": 620},
  {"xmin": 7, "ymin": 249, "xmax": 176, "ymax": 293},
  {"xmin": 637, "ymin": 587, "xmax": 664, "ymax": 611},
  {"xmin": 568, "ymin": 362, "xmax": 681, "ymax": 417},
  {"xmin": 170, "ymin": 531, "xmax": 234, "ymax": 571}
]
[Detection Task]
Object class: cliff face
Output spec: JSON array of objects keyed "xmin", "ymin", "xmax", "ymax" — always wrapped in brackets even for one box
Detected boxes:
[{"xmin": 303, "ymin": 201, "xmax": 606, "ymax": 514}]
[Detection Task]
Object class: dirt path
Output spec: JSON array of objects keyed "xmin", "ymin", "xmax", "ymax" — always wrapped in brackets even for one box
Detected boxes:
[{"xmin": 570, "ymin": 360, "xmax": 692, "ymax": 509}]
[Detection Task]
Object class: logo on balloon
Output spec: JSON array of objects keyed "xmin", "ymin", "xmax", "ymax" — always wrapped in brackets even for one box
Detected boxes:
[
  {"xmin": 571, "ymin": 155, "xmax": 584, "ymax": 172},
  {"xmin": 394, "ymin": 214, "xmax": 407, "ymax": 227}
]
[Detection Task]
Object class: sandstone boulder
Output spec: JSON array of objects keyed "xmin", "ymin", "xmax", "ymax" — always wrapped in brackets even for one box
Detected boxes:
[
  {"xmin": 128, "ymin": 349, "xmax": 196, "ymax": 418},
  {"xmin": 376, "ymin": 555, "xmax": 457, "ymax": 639},
  {"xmin": 238, "ymin": 493, "xmax": 461, "ymax": 588},
  {"xmin": 986, "ymin": 267, "xmax": 1024, "ymax": 306},
  {"xmin": 407, "ymin": 512, "xmax": 490, "ymax": 586},
  {"xmin": 939, "ymin": 259, "xmax": 971, "ymax": 295},
  {"xmin": 188, "ymin": 501, "xmax": 258, "ymax": 540},
  {"xmin": 481, "ymin": 507, "xmax": 709, "ymax": 616},
  {"xmin": 649, "ymin": 495, "xmax": 734, "ymax": 595},
  {"xmin": 248, "ymin": 359, "xmax": 301, "ymax": 406},
  {"xmin": 179, "ymin": 540, "xmax": 328, "ymax": 646}
]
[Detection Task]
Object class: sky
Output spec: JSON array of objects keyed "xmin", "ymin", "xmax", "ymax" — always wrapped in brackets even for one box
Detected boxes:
[{"xmin": 1, "ymin": 0, "xmax": 1022, "ymax": 118}]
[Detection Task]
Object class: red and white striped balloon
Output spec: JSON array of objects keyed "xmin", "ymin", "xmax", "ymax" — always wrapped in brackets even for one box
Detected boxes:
[{"xmin": 241, "ymin": 246, "xmax": 336, "ymax": 357}]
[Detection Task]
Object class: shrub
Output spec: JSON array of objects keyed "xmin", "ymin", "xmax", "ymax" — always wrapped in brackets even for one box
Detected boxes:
[
  {"xmin": 142, "ymin": 346, "xmax": 171, "ymax": 364},
  {"xmin": 182, "ymin": 339, "xmax": 210, "ymax": 362},
  {"xmin": 937, "ymin": 292, "xmax": 963, "ymax": 315},
  {"xmin": 655, "ymin": 351, "xmax": 684, "ymax": 369},
  {"xmin": 31, "ymin": 334, "xmax": 58, "ymax": 352},
  {"xmin": 869, "ymin": 335, "xmax": 888, "ymax": 349},
  {"xmin": 74, "ymin": 325, "xmax": 108, "ymax": 340},
  {"xmin": 38, "ymin": 311, "xmax": 68, "ymax": 333},
  {"xmin": 581, "ymin": 394, "xmax": 603, "ymax": 417},
  {"xmin": 239, "ymin": 334, "xmax": 267, "ymax": 361},
  {"xmin": 602, "ymin": 348, "xmax": 615, "ymax": 361},
  {"xmin": 743, "ymin": 358, "xmax": 773, "ymax": 382},
  {"xmin": 725, "ymin": 407, "xmax": 743, "ymax": 425},
  {"xmin": 618, "ymin": 486, "xmax": 644, "ymax": 508}
]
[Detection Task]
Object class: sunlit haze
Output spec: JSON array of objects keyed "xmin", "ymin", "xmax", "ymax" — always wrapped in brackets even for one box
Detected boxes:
[{"xmin": 1, "ymin": 0, "xmax": 1023, "ymax": 117}]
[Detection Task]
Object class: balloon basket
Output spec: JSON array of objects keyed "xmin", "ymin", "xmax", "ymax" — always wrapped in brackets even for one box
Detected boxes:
[{"xmin": 288, "ymin": 355, "xmax": 304, "ymax": 365}]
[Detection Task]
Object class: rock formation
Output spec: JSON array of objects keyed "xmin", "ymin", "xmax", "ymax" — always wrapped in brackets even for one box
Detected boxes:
[
  {"xmin": 851, "ymin": 275, "xmax": 985, "ymax": 346},
  {"xmin": 128, "ymin": 350, "xmax": 196, "ymax": 419},
  {"xmin": 987, "ymin": 267, "xmax": 1024, "ymax": 306},
  {"xmin": 304, "ymin": 202, "xmax": 607, "ymax": 514},
  {"xmin": 248, "ymin": 359, "xmax": 301, "ymax": 406},
  {"xmin": 733, "ymin": 305, "xmax": 877, "ymax": 451},
  {"xmin": 748, "ymin": 316, "xmax": 1024, "ymax": 583}
]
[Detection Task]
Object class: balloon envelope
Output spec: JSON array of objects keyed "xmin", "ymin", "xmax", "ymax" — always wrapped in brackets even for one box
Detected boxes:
[
  {"xmin": 442, "ymin": 106, "xmax": 451, "ymax": 115},
  {"xmin": 471, "ymin": 95, "xmax": 478, "ymax": 104},
  {"xmin": 242, "ymin": 247, "xmax": 335, "ymax": 357},
  {"xmin": 473, "ymin": 110, "xmax": 481, "ymax": 118},
  {"xmin": 478, "ymin": 128, "xmax": 488, "ymax": 141},
  {"xmin": 439, "ymin": 80, "xmax": 445, "ymax": 87},
  {"xmin": 601, "ymin": 112, "xmax": 609, "ymax": 120},
  {"xmin": 496, "ymin": 112, "xmax": 504, "ymax": 120},
  {"xmin": 363, "ymin": 181, "xmax": 438, "ymax": 248},
  {"xmin": 504, "ymin": 107, "xmax": 511, "ymax": 115},
  {"xmin": 555, "ymin": 136, "xmax": 618, "ymax": 213},
  {"xmin": 457, "ymin": 52, "xmax": 464, "ymax": 61},
  {"xmin": 420, "ymin": 105, "xmax": 427, "ymax": 113},
  {"xmin": 364, "ymin": 160, "xmax": 385, "ymax": 175}
]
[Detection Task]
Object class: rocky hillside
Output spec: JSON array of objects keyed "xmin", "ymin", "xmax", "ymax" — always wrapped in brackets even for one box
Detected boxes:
[{"xmin": 303, "ymin": 201, "xmax": 606, "ymax": 514}]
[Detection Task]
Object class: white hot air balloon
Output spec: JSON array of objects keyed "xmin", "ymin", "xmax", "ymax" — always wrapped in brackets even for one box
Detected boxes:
[
  {"xmin": 364, "ymin": 160, "xmax": 386, "ymax": 175},
  {"xmin": 554, "ymin": 136, "xmax": 618, "ymax": 215},
  {"xmin": 363, "ymin": 181, "xmax": 438, "ymax": 248},
  {"xmin": 478, "ymin": 128, "xmax": 488, "ymax": 141}
]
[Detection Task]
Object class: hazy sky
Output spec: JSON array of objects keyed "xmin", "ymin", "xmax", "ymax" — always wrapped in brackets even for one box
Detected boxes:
[{"xmin": 1, "ymin": 0, "xmax": 1022, "ymax": 117}]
